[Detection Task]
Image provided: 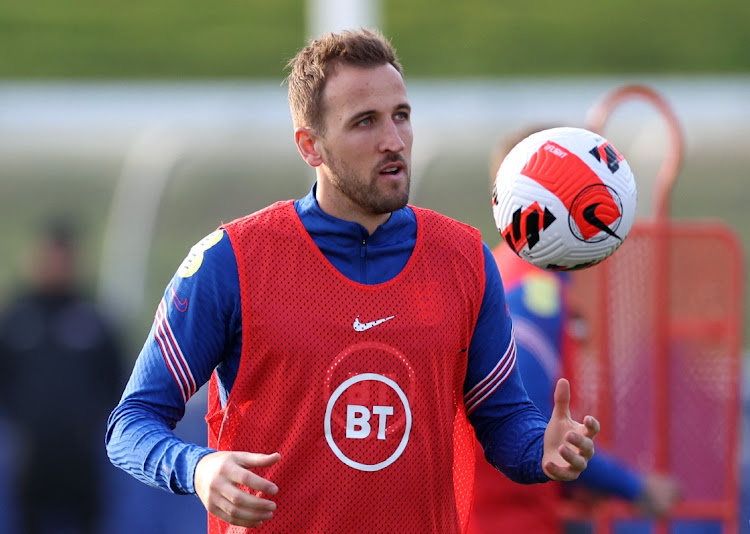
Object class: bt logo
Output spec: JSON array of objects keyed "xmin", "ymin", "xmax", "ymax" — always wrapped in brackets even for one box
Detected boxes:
[
  {"xmin": 324, "ymin": 373, "xmax": 412, "ymax": 472},
  {"xmin": 346, "ymin": 405, "xmax": 394, "ymax": 440}
]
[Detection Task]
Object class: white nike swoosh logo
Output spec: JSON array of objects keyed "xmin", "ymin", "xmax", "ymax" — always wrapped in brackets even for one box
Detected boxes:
[{"xmin": 353, "ymin": 315, "xmax": 395, "ymax": 332}]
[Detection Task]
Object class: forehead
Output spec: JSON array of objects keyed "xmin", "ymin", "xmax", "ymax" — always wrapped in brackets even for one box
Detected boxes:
[{"xmin": 322, "ymin": 63, "xmax": 408, "ymax": 122}]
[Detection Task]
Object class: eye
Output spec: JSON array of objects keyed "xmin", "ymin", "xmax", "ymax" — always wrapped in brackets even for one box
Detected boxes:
[
  {"xmin": 357, "ymin": 116, "xmax": 373, "ymax": 127},
  {"xmin": 395, "ymin": 111, "xmax": 410, "ymax": 121}
]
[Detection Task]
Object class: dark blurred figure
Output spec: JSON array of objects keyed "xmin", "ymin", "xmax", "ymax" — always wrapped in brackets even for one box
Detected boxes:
[{"xmin": 0, "ymin": 217, "xmax": 123, "ymax": 534}]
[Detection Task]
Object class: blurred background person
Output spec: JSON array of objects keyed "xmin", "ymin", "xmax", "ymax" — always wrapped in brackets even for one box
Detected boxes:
[
  {"xmin": 0, "ymin": 415, "xmax": 18, "ymax": 533},
  {"xmin": 0, "ymin": 217, "xmax": 124, "ymax": 534},
  {"xmin": 468, "ymin": 127, "xmax": 682, "ymax": 534}
]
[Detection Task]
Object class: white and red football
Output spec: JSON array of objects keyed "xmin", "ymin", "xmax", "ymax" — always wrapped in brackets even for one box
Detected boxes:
[{"xmin": 492, "ymin": 126, "xmax": 637, "ymax": 271}]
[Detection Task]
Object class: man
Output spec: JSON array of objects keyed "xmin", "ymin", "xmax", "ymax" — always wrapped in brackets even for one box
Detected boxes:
[
  {"xmin": 106, "ymin": 29, "xmax": 599, "ymax": 533},
  {"xmin": 0, "ymin": 218, "xmax": 123, "ymax": 534}
]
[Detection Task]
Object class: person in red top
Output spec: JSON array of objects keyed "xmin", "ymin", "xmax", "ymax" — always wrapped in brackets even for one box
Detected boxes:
[{"xmin": 106, "ymin": 30, "xmax": 601, "ymax": 533}]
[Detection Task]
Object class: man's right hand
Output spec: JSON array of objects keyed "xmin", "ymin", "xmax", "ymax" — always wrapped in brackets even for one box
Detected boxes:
[{"xmin": 194, "ymin": 451, "xmax": 281, "ymax": 528}]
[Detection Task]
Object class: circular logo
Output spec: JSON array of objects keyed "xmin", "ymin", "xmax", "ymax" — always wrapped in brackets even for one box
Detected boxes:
[
  {"xmin": 568, "ymin": 184, "xmax": 623, "ymax": 243},
  {"xmin": 324, "ymin": 373, "xmax": 412, "ymax": 472},
  {"xmin": 324, "ymin": 341, "xmax": 415, "ymax": 433},
  {"xmin": 177, "ymin": 230, "xmax": 224, "ymax": 278}
]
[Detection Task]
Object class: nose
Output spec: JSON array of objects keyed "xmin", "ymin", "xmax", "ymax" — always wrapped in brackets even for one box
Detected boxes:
[{"xmin": 379, "ymin": 118, "xmax": 407, "ymax": 153}]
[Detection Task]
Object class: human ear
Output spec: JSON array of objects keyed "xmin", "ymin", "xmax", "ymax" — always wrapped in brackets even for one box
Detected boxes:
[{"xmin": 294, "ymin": 127, "xmax": 324, "ymax": 167}]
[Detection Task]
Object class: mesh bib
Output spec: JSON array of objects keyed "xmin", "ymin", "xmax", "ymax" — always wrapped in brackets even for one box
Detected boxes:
[{"xmin": 207, "ymin": 201, "xmax": 485, "ymax": 533}]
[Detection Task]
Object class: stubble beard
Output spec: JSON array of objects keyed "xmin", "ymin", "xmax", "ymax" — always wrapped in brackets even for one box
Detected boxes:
[{"xmin": 325, "ymin": 151, "xmax": 411, "ymax": 215}]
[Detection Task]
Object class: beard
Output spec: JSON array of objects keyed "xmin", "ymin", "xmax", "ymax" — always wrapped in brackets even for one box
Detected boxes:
[{"xmin": 323, "ymin": 150, "xmax": 411, "ymax": 215}]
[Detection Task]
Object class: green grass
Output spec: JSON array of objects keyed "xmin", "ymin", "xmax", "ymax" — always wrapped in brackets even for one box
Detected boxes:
[
  {"xmin": 0, "ymin": 0, "xmax": 306, "ymax": 78},
  {"xmin": 386, "ymin": 0, "xmax": 750, "ymax": 76},
  {"xmin": 0, "ymin": 0, "xmax": 748, "ymax": 79}
]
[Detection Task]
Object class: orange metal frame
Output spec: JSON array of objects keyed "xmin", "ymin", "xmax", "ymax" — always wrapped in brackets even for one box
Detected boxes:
[{"xmin": 560, "ymin": 84, "xmax": 744, "ymax": 533}]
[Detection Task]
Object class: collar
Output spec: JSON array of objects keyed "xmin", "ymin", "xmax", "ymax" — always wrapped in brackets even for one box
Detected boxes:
[{"xmin": 294, "ymin": 183, "xmax": 416, "ymax": 247}]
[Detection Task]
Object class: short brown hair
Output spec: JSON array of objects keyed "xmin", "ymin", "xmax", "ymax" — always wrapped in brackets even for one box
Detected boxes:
[{"xmin": 285, "ymin": 28, "xmax": 403, "ymax": 131}]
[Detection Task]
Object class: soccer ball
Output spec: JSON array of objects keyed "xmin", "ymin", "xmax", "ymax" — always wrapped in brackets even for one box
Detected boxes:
[{"xmin": 491, "ymin": 126, "xmax": 637, "ymax": 271}]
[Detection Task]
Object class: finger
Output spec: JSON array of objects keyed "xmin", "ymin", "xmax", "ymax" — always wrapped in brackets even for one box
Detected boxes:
[
  {"xmin": 557, "ymin": 443, "xmax": 588, "ymax": 472},
  {"xmin": 543, "ymin": 446, "xmax": 588, "ymax": 481},
  {"xmin": 223, "ymin": 485, "xmax": 278, "ymax": 513},
  {"xmin": 236, "ymin": 451, "xmax": 282, "ymax": 469},
  {"xmin": 211, "ymin": 493, "xmax": 276, "ymax": 528},
  {"xmin": 551, "ymin": 378, "xmax": 571, "ymax": 419},
  {"xmin": 582, "ymin": 415, "xmax": 600, "ymax": 439},
  {"xmin": 231, "ymin": 465, "xmax": 280, "ymax": 496},
  {"xmin": 565, "ymin": 431, "xmax": 595, "ymax": 460},
  {"xmin": 543, "ymin": 460, "xmax": 577, "ymax": 482},
  {"xmin": 231, "ymin": 452, "xmax": 281, "ymax": 495}
]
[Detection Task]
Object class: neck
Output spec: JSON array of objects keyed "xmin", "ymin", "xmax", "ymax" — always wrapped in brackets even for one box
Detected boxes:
[{"xmin": 315, "ymin": 181, "xmax": 391, "ymax": 235}]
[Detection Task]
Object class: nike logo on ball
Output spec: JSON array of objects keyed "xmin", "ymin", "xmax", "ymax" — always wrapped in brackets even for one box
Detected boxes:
[
  {"xmin": 353, "ymin": 315, "xmax": 395, "ymax": 331},
  {"xmin": 583, "ymin": 203, "xmax": 621, "ymax": 240}
]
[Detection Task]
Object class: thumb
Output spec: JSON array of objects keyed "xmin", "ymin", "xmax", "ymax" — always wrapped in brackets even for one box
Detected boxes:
[{"xmin": 551, "ymin": 378, "xmax": 571, "ymax": 420}]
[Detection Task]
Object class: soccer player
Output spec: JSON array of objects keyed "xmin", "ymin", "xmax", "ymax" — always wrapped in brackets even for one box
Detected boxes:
[
  {"xmin": 106, "ymin": 29, "xmax": 600, "ymax": 533},
  {"xmin": 468, "ymin": 127, "xmax": 681, "ymax": 534}
]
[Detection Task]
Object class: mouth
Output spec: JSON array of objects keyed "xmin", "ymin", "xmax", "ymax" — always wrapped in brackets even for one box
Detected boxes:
[{"xmin": 377, "ymin": 160, "xmax": 406, "ymax": 180}]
